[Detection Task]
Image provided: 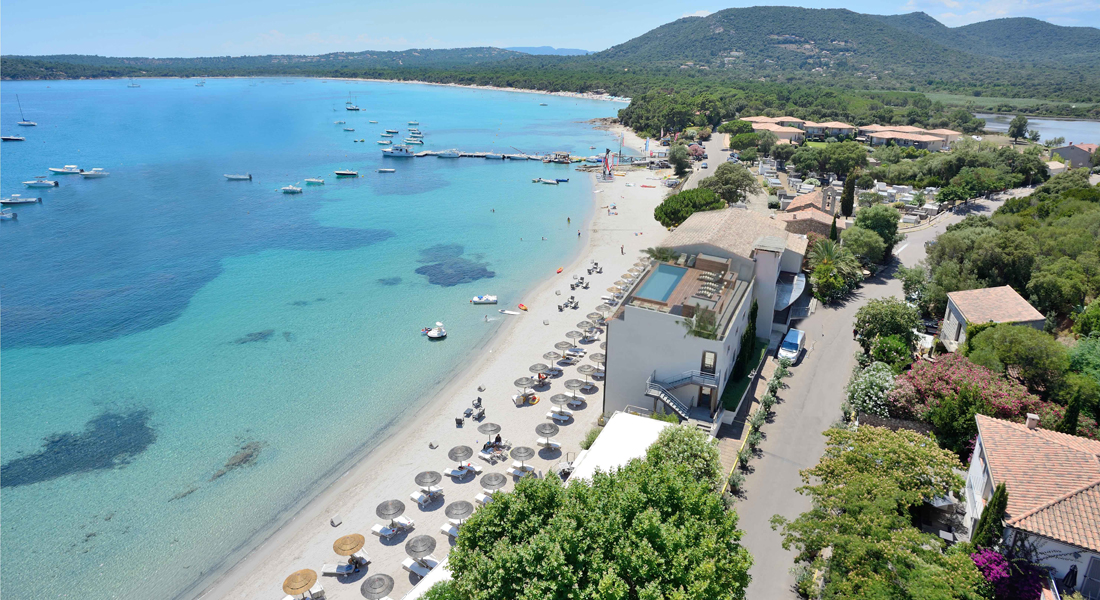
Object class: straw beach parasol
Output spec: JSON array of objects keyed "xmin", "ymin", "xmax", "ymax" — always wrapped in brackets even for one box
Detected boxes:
[
  {"xmin": 333, "ymin": 533, "xmax": 366, "ymax": 556},
  {"xmin": 543, "ymin": 351, "xmax": 562, "ymax": 362},
  {"xmin": 590, "ymin": 353, "xmax": 606, "ymax": 364},
  {"xmin": 577, "ymin": 364, "xmax": 597, "ymax": 382},
  {"xmin": 405, "ymin": 535, "xmax": 437, "ymax": 562},
  {"xmin": 376, "ymin": 499, "xmax": 406, "ymax": 526},
  {"xmin": 510, "ymin": 446, "xmax": 535, "ymax": 468},
  {"xmin": 554, "ymin": 341, "xmax": 574, "ymax": 351},
  {"xmin": 529, "ymin": 363, "xmax": 550, "ymax": 375},
  {"xmin": 361, "ymin": 574, "xmax": 395, "ymax": 599},
  {"xmin": 282, "ymin": 569, "xmax": 318, "ymax": 596},
  {"xmin": 564, "ymin": 330, "xmax": 584, "ymax": 340},
  {"xmin": 535, "ymin": 422, "xmax": 559, "ymax": 438},
  {"xmin": 596, "ymin": 304, "xmax": 614, "ymax": 314},
  {"xmin": 481, "ymin": 472, "xmax": 507, "ymax": 490},
  {"xmin": 445, "ymin": 500, "xmax": 474, "ymax": 522},
  {"xmin": 448, "ymin": 445, "xmax": 473, "ymax": 463},
  {"xmin": 576, "ymin": 320, "xmax": 595, "ymax": 330},
  {"xmin": 414, "ymin": 471, "xmax": 442, "ymax": 488},
  {"xmin": 477, "ymin": 422, "xmax": 501, "ymax": 436}
]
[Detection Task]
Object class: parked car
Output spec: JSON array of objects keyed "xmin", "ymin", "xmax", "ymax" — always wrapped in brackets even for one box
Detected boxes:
[
  {"xmin": 777, "ymin": 329, "xmax": 806, "ymax": 362},
  {"xmin": 701, "ymin": 162, "xmax": 708, "ymax": 169}
]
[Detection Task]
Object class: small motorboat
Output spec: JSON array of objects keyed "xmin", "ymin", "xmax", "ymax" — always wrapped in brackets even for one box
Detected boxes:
[
  {"xmin": 556, "ymin": 178, "xmax": 569, "ymax": 183},
  {"xmin": 537, "ymin": 178, "xmax": 559, "ymax": 185},
  {"xmin": 377, "ymin": 140, "xmax": 392, "ymax": 145},
  {"xmin": 334, "ymin": 120, "xmax": 346, "ymax": 125},
  {"xmin": 81, "ymin": 168, "xmax": 110, "ymax": 178},
  {"xmin": 2, "ymin": 136, "xmax": 26, "ymax": 142},
  {"xmin": 0, "ymin": 209, "xmax": 16, "ymax": 220},
  {"xmin": 408, "ymin": 121, "xmax": 419, "ymax": 125},
  {"xmin": 437, "ymin": 150, "xmax": 460, "ymax": 158},
  {"xmin": 369, "ymin": 120, "xmax": 378, "ymax": 124},
  {"xmin": 305, "ymin": 177, "xmax": 325, "ymax": 185},
  {"xmin": 24, "ymin": 176, "xmax": 59, "ymax": 188},
  {"xmin": 50, "ymin": 165, "xmax": 82, "ymax": 174},
  {"xmin": 343, "ymin": 128, "xmax": 355, "ymax": 132},
  {"xmin": 499, "ymin": 309, "xmax": 520, "ymax": 315},
  {"xmin": 404, "ymin": 138, "xmax": 424, "ymax": 145},
  {"xmin": 385, "ymin": 129, "xmax": 399, "ymax": 134},
  {"xmin": 380, "ymin": 133, "xmax": 393, "ymax": 138},
  {"xmin": 1, "ymin": 194, "xmax": 41, "ymax": 205},
  {"xmin": 423, "ymin": 322, "xmax": 447, "ymax": 339},
  {"xmin": 346, "ymin": 105, "xmax": 360, "ymax": 111},
  {"xmin": 377, "ymin": 168, "xmax": 395, "ymax": 173},
  {"xmin": 334, "ymin": 170, "xmax": 358, "ymax": 177},
  {"xmin": 471, "ymin": 295, "xmax": 498, "ymax": 304},
  {"xmin": 539, "ymin": 103, "xmax": 548, "ymax": 106},
  {"xmin": 224, "ymin": 174, "xmax": 252, "ymax": 181},
  {"xmin": 281, "ymin": 184, "xmax": 303, "ymax": 194}
]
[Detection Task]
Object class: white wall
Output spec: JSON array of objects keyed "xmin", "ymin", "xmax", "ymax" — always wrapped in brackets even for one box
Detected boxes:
[
  {"xmin": 753, "ymin": 249, "xmax": 782, "ymax": 335},
  {"xmin": 942, "ymin": 300, "xmax": 968, "ymax": 347}
]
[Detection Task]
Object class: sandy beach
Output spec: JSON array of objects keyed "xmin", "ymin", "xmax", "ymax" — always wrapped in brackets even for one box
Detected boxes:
[{"xmin": 199, "ymin": 134, "xmax": 670, "ymax": 600}]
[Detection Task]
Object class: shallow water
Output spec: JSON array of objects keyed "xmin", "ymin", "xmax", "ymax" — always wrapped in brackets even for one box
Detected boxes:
[
  {"xmin": 0, "ymin": 78, "xmax": 619, "ymax": 599},
  {"xmin": 974, "ymin": 113, "xmax": 1100, "ymax": 145}
]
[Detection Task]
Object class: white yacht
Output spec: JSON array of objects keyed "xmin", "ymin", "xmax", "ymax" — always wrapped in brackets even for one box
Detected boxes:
[
  {"xmin": 81, "ymin": 168, "xmax": 110, "ymax": 179},
  {"xmin": 408, "ymin": 121, "xmax": 419, "ymax": 125},
  {"xmin": 1, "ymin": 194, "xmax": 41, "ymax": 205},
  {"xmin": 334, "ymin": 170, "xmax": 358, "ymax": 177},
  {"xmin": 404, "ymin": 138, "xmax": 424, "ymax": 145},
  {"xmin": 424, "ymin": 322, "xmax": 447, "ymax": 339},
  {"xmin": 128, "ymin": 78, "xmax": 141, "ymax": 88},
  {"xmin": 281, "ymin": 184, "xmax": 303, "ymax": 194},
  {"xmin": 470, "ymin": 295, "xmax": 497, "ymax": 304},
  {"xmin": 380, "ymin": 133, "xmax": 393, "ymax": 138},
  {"xmin": 50, "ymin": 165, "xmax": 82, "ymax": 174},
  {"xmin": 346, "ymin": 104, "xmax": 360, "ymax": 111},
  {"xmin": 343, "ymin": 128, "xmax": 355, "ymax": 132},
  {"xmin": 224, "ymin": 174, "xmax": 252, "ymax": 181},
  {"xmin": 16, "ymin": 95, "xmax": 36, "ymax": 126},
  {"xmin": 408, "ymin": 132, "xmax": 423, "ymax": 139},
  {"xmin": 377, "ymin": 140, "xmax": 392, "ymax": 145},
  {"xmin": 305, "ymin": 177, "xmax": 324, "ymax": 185},
  {"xmin": 437, "ymin": 149, "xmax": 460, "ymax": 158},
  {"xmin": 334, "ymin": 120, "xmax": 346, "ymax": 125},
  {"xmin": 1, "ymin": 136, "xmax": 26, "ymax": 142},
  {"xmin": 369, "ymin": 120, "xmax": 378, "ymax": 124},
  {"xmin": 195, "ymin": 79, "xmax": 206, "ymax": 87},
  {"xmin": 24, "ymin": 176, "xmax": 59, "ymax": 188},
  {"xmin": 377, "ymin": 168, "xmax": 395, "ymax": 173},
  {"xmin": 383, "ymin": 145, "xmax": 415, "ymax": 157},
  {"xmin": 385, "ymin": 129, "xmax": 399, "ymax": 134}
]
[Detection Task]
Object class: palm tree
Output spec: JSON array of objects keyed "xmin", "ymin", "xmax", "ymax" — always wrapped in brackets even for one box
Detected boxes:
[
  {"xmin": 643, "ymin": 246, "xmax": 679, "ymax": 262},
  {"xmin": 679, "ymin": 305, "xmax": 718, "ymax": 339},
  {"xmin": 810, "ymin": 239, "xmax": 861, "ymax": 282}
]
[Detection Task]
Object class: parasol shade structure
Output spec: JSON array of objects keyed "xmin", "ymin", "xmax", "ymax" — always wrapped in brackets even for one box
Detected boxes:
[
  {"xmin": 564, "ymin": 379, "xmax": 586, "ymax": 391},
  {"xmin": 445, "ymin": 500, "xmax": 474, "ymax": 521},
  {"xmin": 481, "ymin": 472, "xmax": 507, "ymax": 490},
  {"xmin": 414, "ymin": 471, "xmax": 442, "ymax": 488},
  {"xmin": 283, "ymin": 569, "xmax": 318, "ymax": 596},
  {"xmin": 564, "ymin": 330, "xmax": 584, "ymax": 340},
  {"xmin": 586, "ymin": 312, "xmax": 604, "ymax": 321},
  {"xmin": 361, "ymin": 574, "xmax": 395, "ymax": 599},
  {"xmin": 529, "ymin": 363, "xmax": 550, "ymax": 375},
  {"xmin": 535, "ymin": 422, "xmax": 559, "ymax": 437},
  {"xmin": 448, "ymin": 445, "xmax": 473, "ymax": 463},
  {"xmin": 600, "ymin": 341, "xmax": 607, "ymax": 350},
  {"xmin": 596, "ymin": 304, "xmax": 614, "ymax": 314},
  {"xmin": 577, "ymin": 364, "xmax": 597, "ymax": 381},
  {"xmin": 549, "ymin": 393, "xmax": 572, "ymax": 406},
  {"xmin": 607, "ymin": 286, "xmax": 623, "ymax": 293},
  {"xmin": 376, "ymin": 499, "xmax": 406, "ymax": 522},
  {"xmin": 576, "ymin": 320, "xmax": 595, "ymax": 330},
  {"xmin": 513, "ymin": 376, "xmax": 536, "ymax": 392},
  {"xmin": 543, "ymin": 351, "xmax": 562, "ymax": 362},
  {"xmin": 554, "ymin": 340, "xmax": 574, "ymax": 351},
  {"xmin": 405, "ymin": 535, "xmax": 437, "ymax": 560},
  {"xmin": 590, "ymin": 353, "xmax": 606, "ymax": 364},
  {"xmin": 477, "ymin": 422, "xmax": 501, "ymax": 435},
  {"xmin": 333, "ymin": 533, "xmax": 366, "ymax": 556},
  {"xmin": 510, "ymin": 446, "xmax": 535, "ymax": 463},
  {"xmin": 629, "ymin": 266, "xmax": 645, "ymax": 274},
  {"xmin": 620, "ymin": 273, "xmax": 635, "ymax": 280},
  {"xmin": 634, "ymin": 260, "xmax": 649, "ymax": 267},
  {"xmin": 613, "ymin": 280, "xmax": 627, "ymax": 287}
]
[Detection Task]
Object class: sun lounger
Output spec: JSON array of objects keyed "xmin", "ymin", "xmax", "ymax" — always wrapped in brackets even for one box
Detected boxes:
[
  {"xmin": 479, "ymin": 450, "xmax": 495, "ymax": 462},
  {"xmin": 547, "ymin": 411, "xmax": 572, "ymax": 424},
  {"xmin": 351, "ymin": 550, "xmax": 371, "ymax": 566},
  {"xmin": 475, "ymin": 492, "xmax": 493, "ymax": 505},
  {"xmin": 309, "ymin": 583, "xmax": 326, "ymax": 599},
  {"xmin": 394, "ymin": 515, "xmax": 415, "ymax": 530},
  {"xmin": 322, "ymin": 563, "xmax": 355, "ymax": 577},
  {"xmin": 507, "ymin": 466, "xmax": 527, "ymax": 477},
  {"xmin": 410, "ymin": 492, "xmax": 429, "ymax": 507},
  {"xmin": 402, "ymin": 557, "xmax": 431, "ymax": 580},
  {"xmin": 445, "ymin": 467, "xmax": 468, "ymax": 479},
  {"xmin": 568, "ymin": 395, "xmax": 586, "ymax": 407},
  {"xmin": 464, "ymin": 463, "xmax": 483, "ymax": 475},
  {"xmin": 419, "ymin": 485, "xmax": 443, "ymax": 495},
  {"xmin": 537, "ymin": 437, "xmax": 562, "ymax": 450},
  {"xmin": 511, "ymin": 460, "xmax": 535, "ymax": 470},
  {"xmin": 440, "ymin": 523, "xmax": 459, "ymax": 538},
  {"xmin": 372, "ymin": 523, "xmax": 397, "ymax": 539}
]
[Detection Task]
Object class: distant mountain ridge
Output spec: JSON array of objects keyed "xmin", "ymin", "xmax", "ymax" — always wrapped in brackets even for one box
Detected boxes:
[{"xmin": 505, "ymin": 46, "xmax": 593, "ymax": 56}]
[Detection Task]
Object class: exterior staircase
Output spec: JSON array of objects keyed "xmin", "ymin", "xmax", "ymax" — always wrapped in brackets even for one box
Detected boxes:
[{"xmin": 643, "ymin": 370, "xmax": 720, "ymax": 422}]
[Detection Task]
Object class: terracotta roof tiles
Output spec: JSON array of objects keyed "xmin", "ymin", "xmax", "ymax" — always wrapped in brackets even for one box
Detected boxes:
[{"xmin": 947, "ymin": 286, "xmax": 1044, "ymax": 324}]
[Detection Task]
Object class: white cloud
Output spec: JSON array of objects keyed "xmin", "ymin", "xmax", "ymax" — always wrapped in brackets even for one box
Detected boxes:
[{"xmin": 681, "ymin": 10, "xmax": 712, "ymax": 18}]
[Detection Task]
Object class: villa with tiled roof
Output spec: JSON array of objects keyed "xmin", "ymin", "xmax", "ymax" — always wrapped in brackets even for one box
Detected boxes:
[{"xmin": 965, "ymin": 414, "xmax": 1100, "ymax": 597}]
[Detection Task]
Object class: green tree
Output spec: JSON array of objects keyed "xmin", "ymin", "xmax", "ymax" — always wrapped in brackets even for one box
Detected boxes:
[
  {"xmin": 871, "ymin": 334, "xmax": 914, "ymax": 373},
  {"xmin": 757, "ymin": 130, "xmax": 778, "ymax": 157},
  {"xmin": 772, "ymin": 143, "xmax": 796, "ymax": 163},
  {"xmin": 717, "ymin": 120, "xmax": 753, "ymax": 135},
  {"xmin": 739, "ymin": 146, "xmax": 758, "ymax": 164},
  {"xmin": 421, "ymin": 582, "xmax": 461, "ymax": 600},
  {"xmin": 926, "ymin": 385, "xmax": 990, "ymax": 458},
  {"xmin": 1028, "ymin": 257, "xmax": 1089, "ymax": 316},
  {"xmin": 853, "ymin": 296, "xmax": 921, "ymax": 354},
  {"xmin": 841, "ymin": 169, "xmax": 857, "ymax": 217},
  {"xmin": 728, "ymin": 132, "xmax": 759, "ymax": 151},
  {"xmin": 679, "ymin": 305, "xmax": 719, "ymax": 339},
  {"xmin": 812, "ymin": 262, "xmax": 846, "ymax": 303},
  {"xmin": 822, "ymin": 141, "xmax": 868, "ymax": 176},
  {"xmin": 646, "ymin": 425, "xmax": 723, "ymax": 487},
  {"xmin": 791, "ymin": 146, "xmax": 822, "ymax": 175},
  {"xmin": 1075, "ymin": 299, "xmax": 1100, "ymax": 336},
  {"xmin": 895, "ymin": 264, "xmax": 928, "ymax": 301},
  {"xmin": 841, "ymin": 225, "xmax": 886, "ymax": 265},
  {"xmin": 1007, "ymin": 115, "xmax": 1029, "ymax": 145},
  {"xmin": 829, "ymin": 215, "xmax": 838, "ymax": 241},
  {"xmin": 733, "ymin": 300, "xmax": 759, "ymax": 378},
  {"xmin": 809, "ymin": 238, "xmax": 861, "ymax": 284},
  {"xmin": 699, "ymin": 162, "xmax": 762, "ymax": 205},
  {"xmin": 669, "ymin": 142, "xmax": 690, "ymax": 177},
  {"xmin": 971, "ymin": 483, "xmax": 1008, "ymax": 548},
  {"xmin": 447, "ymin": 435, "xmax": 753, "ymax": 600},
  {"xmin": 1028, "ymin": 130, "xmax": 1041, "ymax": 143},
  {"xmin": 653, "ymin": 188, "xmax": 723, "ymax": 227},
  {"xmin": 642, "ymin": 246, "xmax": 679, "ymax": 262},
  {"xmin": 854, "ymin": 204, "xmax": 902, "ymax": 256},
  {"xmin": 967, "ymin": 324, "xmax": 1069, "ymax": 397}
]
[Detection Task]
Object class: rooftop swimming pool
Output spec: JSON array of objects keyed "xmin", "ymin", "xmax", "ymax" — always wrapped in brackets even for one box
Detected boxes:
[{"xmin": 634, "ymin": 264, "xmax": 687, "ymax": 303}]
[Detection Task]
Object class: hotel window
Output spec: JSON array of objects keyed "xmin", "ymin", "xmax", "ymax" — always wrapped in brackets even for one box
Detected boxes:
[{"xmin": 701, "ymin": 351, "xmax": 716, "ymax": 375}]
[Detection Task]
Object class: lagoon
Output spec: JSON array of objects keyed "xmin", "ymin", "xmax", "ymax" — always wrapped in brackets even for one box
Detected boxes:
[
  {"xmin": 975, "ymin": 113, "xmax": 1100, "ymax": 145},
  {"xmin": 0, "ymin": 78, "xmax": 620, "ymax": 599}
]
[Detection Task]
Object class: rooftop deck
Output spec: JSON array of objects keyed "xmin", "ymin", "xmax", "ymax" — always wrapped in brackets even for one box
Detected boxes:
[{"xmin": 618, "ymin": 257, "xmax": 751, "ymax": 339}]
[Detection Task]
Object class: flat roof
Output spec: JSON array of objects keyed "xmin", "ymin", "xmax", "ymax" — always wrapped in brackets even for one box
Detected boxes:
[{"xmin": 568, "ymin": 412, "xmax": 673, "ymax": 483}]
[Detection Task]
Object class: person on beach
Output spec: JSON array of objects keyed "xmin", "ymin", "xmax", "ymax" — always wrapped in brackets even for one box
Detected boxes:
[
  {"xmin": 577, "ymin": 230, "xmax": 581, "ymax": 238},
  {"xmin": 567, "ymin": 217, "xmax": 571, "ymax": 224},
  {"xmin": 621, "ymin": 245, "xmax": 624, "ymax": 255},
  {"xmin": 494, "ymin": 434, "xmax": 502, "ymax": 447}
]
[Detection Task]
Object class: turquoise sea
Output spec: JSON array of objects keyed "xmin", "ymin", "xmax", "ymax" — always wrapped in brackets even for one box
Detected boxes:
[{"xmin": 0, "ymin": 78, "xmax": 620, "ymax": 599}]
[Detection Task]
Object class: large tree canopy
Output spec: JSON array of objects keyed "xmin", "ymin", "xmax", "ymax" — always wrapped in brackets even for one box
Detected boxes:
[
  {"xmin": 699, "ymin": 162, "xmax": 762, "ymax": 205},
  {"xmin": 654, "ymin": 188, "xmax": 724, "ymax": 228}
]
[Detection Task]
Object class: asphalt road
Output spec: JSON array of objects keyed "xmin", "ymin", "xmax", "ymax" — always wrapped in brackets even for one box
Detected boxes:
[
  {"xmin": 737, "ymin": 196, "xmax": 1003, "ymax": 599},
  {"xmin": 681, "ymin": 136, "xmax": 730, "ymax": 191}
]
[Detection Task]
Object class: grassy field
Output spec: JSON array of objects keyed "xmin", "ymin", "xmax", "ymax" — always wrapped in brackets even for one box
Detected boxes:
[{"xmin": 804, "ymin": 141, "xmax": 828, "ymax": 149}]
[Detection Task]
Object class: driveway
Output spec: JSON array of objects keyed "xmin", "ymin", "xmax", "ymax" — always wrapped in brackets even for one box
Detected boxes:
[
  {"xmin": 737, "ymin": 197, "xmax": 1003, "ymax": 599},
  {"xmin": 681, "ymin": 135, "xmax": 730, "ymax": 191}
]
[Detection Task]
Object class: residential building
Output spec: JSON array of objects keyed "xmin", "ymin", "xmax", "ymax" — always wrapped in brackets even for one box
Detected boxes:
[
  {"xmin": 802, "ymin": 120, "xmax": 856, "ymax": 138},
  {"xmin": 925, "ymin": 128, "xmax": 962, "ymax": 145},
  {"xmin": 867, "ymin": 130, "xmax": 948, "ymax": 152},
  {"xmin": 604, "ymin": 208, "xmax": 807, "ymax": 431},
  {"xmin": 782, "ymin": 189, "xmax": 841, "ymax": 216},
  {"xmin": 775, "ymin": 208, "xmax": 845, "ymax": 237},
  {"xmin": 941, "ymin": 286, "xmax": 1045, "ymax": 351},
  {"xmin": 750, "ymin": 122, "xmax": 805, "ymax": 144},
  {"xmin": 1052, "ymin": 143, "xmax": 1098, "ymax": 169},
  {"xmin": 1047, "ymin": 161, "xmax": 1068, "ymax": 176},
  {"xmin": 964, "ymin": 415, "xmax": 1100, "ymax": 599}
]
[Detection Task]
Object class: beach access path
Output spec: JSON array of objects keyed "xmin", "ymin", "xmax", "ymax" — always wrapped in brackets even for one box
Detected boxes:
[{"xmin": 203, "ymin": 144, "xmax": 671, "ymax": 600}]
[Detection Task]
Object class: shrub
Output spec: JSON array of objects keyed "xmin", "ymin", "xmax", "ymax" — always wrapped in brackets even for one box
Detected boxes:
[
  {"xmin": 727, "ymin": 469, "xmax": 746, "ymax": 494},
  {"xmin": 841, "ymin": 225, "xmax": 887, "ymax": 265},
  {"xmin": 845, "ymin": 362, "xmax": 896, "ymax": 418},
  {"xmin": 870, "ymin": 334, "xmax": 913, "ymax": 372},
  {"xmin": 653, "ymin": 188, "xmax": 723, "ymax": 227},
  {"xmin": 749, "ymin": 408, "xmax": 767, "ymax": 430},
  {"xmin": 888, "ymin": 354, "xmax": 1042, "ymax": 422},
  {"xmin": 760, "ymin": 393, "xmax": 777, "ymax": 410},
  {"xmin": 580, "ymin": 427, "xmax": 601, "ymax": 450},
  {"xmin": 854, "ymin": 297, "xmax": 921, "ymax": 354},
  {"xmin": 1074, "ymin": 299, "xmax": 1100, "ymax": 336},
  {"xmin": 747, "ymin": 430, "xmax": 763, "ymax": 448},
  {"xmin": 645, "ymin": 425, "xmax": 722, "ymax": 486}
]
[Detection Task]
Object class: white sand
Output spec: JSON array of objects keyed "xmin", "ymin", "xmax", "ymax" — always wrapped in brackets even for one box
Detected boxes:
[{"xmin": 200, "ymin": 140, "xmax": 671, "ymax": 600}]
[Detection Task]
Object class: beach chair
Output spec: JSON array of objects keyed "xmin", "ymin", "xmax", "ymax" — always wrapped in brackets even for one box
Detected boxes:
[
  {"xmin": 475, "ymin": 492, "xmax": 493, "ymax": 505},
  {"xmin": 445, "ymin": 466, "xmax": 468, "ymax": 479},
  {"xmin": 464, "ymin": 462, "xmax": 484, "ymax": 476},
  {"xmin": 372, "ymin": 523, "xmax": 397, "ymax": 539},
  {"xmin": 322, "ymin": 563, "xmax": 355, "ymax": 577},
  {"xmin": 547, "ymin": 411, "xmax": 572, "ymax": 424},
  {"xmin": 537, "ymin": 438, "xmax": 562, "ymax": 451},
  {"xmin": 440, "ymin": 522, "xmax": 460, "ymax": 538},
  {"xmin": 393, "ymin": 515, "xmax": 415, "ymax": 531},
  {"xmin": 402, "ymin": 557, "xmax": 431, "ymax": 580},
  {"xmin": 568, "ymin": 395, "xmax": 586, "ymax": 408},
  {"xmin": 351, "ymin": 550, "xmax": 371, "ymax": 566},
  {"xmin": 309, "ymin": 583, "xmax": 326, "ymax": 599},
  {"xmin": 478, "ymin": 449, "xmax": 495, "ymax": 463},
  {"xmin": 507, "ymin": 466, "xmax": 527, "ymax": 477},
  {"xmin": 455, "ymin": 416, "xmax": 464, "ymax": 427},
  {"xmin": 473, "ymin": 407, "xmax": 485, "ymax": 420},
  {"xmin": 409, "ymin": 491, "xmax": 429, "ymax": 507}
]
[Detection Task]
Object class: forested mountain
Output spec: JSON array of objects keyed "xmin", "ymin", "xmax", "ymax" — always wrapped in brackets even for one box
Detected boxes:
[
  {"xmin": 876, "ymin": 13, "xmax": 1100, "ymax": 66},
  {"xmin": 505, "ymin": 46, "xmax": 593, "ymax": 56}
]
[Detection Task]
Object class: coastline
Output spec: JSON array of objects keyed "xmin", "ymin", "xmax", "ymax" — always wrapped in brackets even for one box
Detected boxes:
[{"xmin": 198, "ymin": 132, "xmax": 663, "ymax": 600}]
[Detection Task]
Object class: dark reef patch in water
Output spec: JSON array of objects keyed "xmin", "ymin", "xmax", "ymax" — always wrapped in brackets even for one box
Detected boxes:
[
  {"xmin": 234, "ymin": 329, "xmax": 275, "ymax": 344},
  {"xmin": 0, "ymin": 410, "xmax": 156, "ymax": 488},
  {"xmin": 282, "ymin": 331, "xmax": 294, "ymax": 342},
  {"xmin": 290, "ymin": 300, "xmax": 310, "ymax": 306},
  {"xmin": 210, "ymin": 441, "xmax": 265, "ymax": 481},
  {"xmin": 415, "ymin": 244, "xmax": 495, "ymax": 287},
  {"xmin": 377, "ymin": 277, "xmax": 402, "ymax": 286}
]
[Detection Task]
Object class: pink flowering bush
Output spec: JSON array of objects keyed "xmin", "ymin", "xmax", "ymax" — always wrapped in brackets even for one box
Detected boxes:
[
  {"xmin": 887, "ymin": 354, "xmax": 1042, "ymax": 421},
  {"xmin": 1034, "ymin": 402, "xmax": 1099, "ymax": 440},
  {"xmin": 971, "ymin": 549, "xmax": 1045, "ymax": 600}
]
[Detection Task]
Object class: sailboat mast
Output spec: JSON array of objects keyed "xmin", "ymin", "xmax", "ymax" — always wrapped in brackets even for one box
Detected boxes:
[{"xmin": 17, "ymin": 94, "xmax": 26, "ymax": 120}]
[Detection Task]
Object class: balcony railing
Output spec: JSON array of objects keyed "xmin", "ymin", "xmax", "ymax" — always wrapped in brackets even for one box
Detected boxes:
[{"xmin": 643, "ymin": 378, "xmax": 690, "ymax": 420}]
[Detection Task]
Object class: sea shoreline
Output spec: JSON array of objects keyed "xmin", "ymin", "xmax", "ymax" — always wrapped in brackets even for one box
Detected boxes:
[{"xmin": 194, "ymin": 130, "xmax": 659, "ymax": 600}]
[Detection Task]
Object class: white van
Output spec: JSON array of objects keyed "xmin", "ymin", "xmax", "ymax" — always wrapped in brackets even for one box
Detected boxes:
[{"xmin": 778, "ymin": 328, "xmax": 806, "ymax": 362}]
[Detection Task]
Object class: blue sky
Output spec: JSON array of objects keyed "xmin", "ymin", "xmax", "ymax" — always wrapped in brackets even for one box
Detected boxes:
[{"xmin": 2, "ymin": 0, "xmax": 1096, "ymax": 57}]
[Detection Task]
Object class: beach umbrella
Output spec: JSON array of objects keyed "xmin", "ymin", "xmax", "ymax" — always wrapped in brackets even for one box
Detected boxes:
[
  {"xmin": 543, "ymin": 351, "xmax": 562, "ymax": 362},
  {"xmin": 405, "ymin": 535, "xmax": 437, "ymax": 561},
  {"xmin": 481, "ymin": 472, "xmax": 507, "ymax": 491},
  {"xmin": 621, "ymin": 273, "xmax": 635, "ymax": 280},
  {"xmin": 549, "ymin": 393, "xmax": 572, "ymax": 406},
  {"xmin": 630, "ymin": 266, "xmax": 645, "ymax": 273},
  {"xmin": 577, "ymin": 320, "xmax": 595, "ymax": 330},
  {"xmin": 477, "ymin": 422, "xmax": 501, "ymax": 436},
  {"xmin": 448, "ymin": 445, "xmax": 473, "ymax": 463},
  {"xmin": 564, "ymin": 379, "xmax": 585, "ymax": 397},
  {"xmin": 510, "ymin": 446, "xmax": 535, "ymax": 468},
  {"xmin": 577, "ymin": 364, "xmax": 597, "ymax": 382},
  {"xmin": 596, "ymin": 304, "xmax": 614, "ymax": 314},
  {"xmin": 634, "ymin": 260, "xmax": 649, "ymax": 268},
  {"xmin": 282, "ymin": 569, "xmax": 318, "ymax": 596},
  {"xmin": 554, "ymin": 341, "xmax": 574, "ymax": 351},
  {"xmin": 536, "ymin": 422, "xmax": 559, "ymax": 438},
  {"xmin": 514, "ymin": 377, "xmax": 535, "ymax": 395},
  {"xmin": 564, "ymin": 331, "xmax": 584, "ymax": 342},
  {"xmin": 586, "ymin": 312, "xmax": 604, "ymax": 321},
  {"xmin": 333, "ymin": 533, "xmax": 366, "ymax": 556},
  {"xmin": 376, "ymin": 499, "xmax": 406, "ymax": 525},
  {"xmin": 590, "ymin": 353, "xmax": 606, "ymax": 364},
  {"xmin": 613, "ymin": 280, "xmax": 627, "ymax": 287},
  {"xmin": 414, "ymin": 471, "xmax": 442, "ymax": 488},
  {"xmin": 600, "ymin": 341, "xmax": 606, "ymax": 350},
  {"xmin": 361, "ymin": 574, "xmax": 395, "ymax": 600},
  {"xmin": 445, "ymin": 500, "xmax": 474, "ymax": 522},
  {"xmin": 529, "ymin": 363, "xmax": 550, "ymax": 375},
  {"xmin": 607, "ymin": 286, "xmax": 623, "ymax": 293}
]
